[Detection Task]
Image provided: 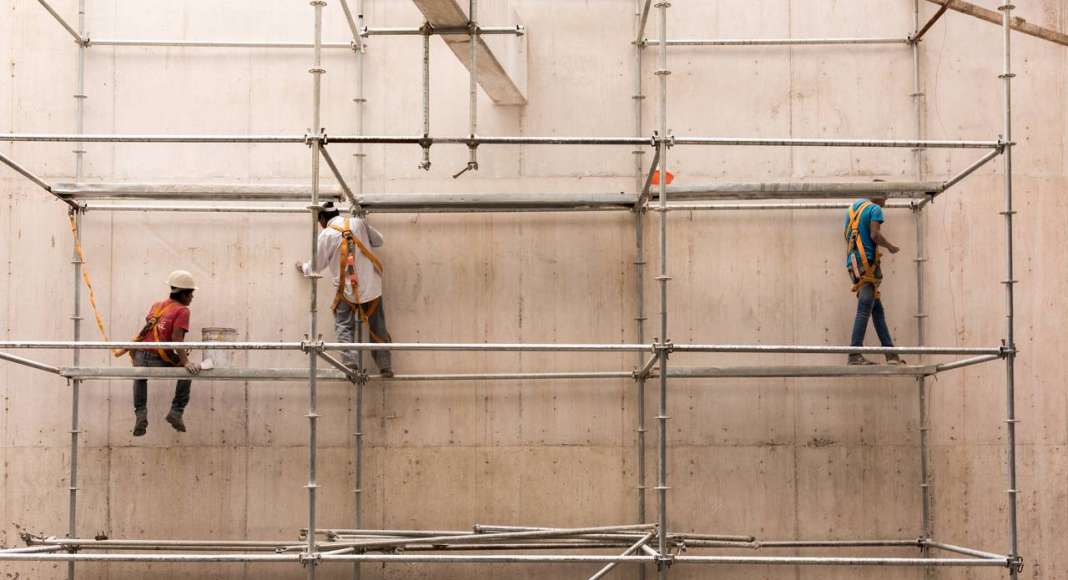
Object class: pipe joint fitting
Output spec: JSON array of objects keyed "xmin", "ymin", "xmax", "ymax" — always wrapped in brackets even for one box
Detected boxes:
[
  {"xmin": 656, "ymin": 552, "xmax": 675, "ymax": 569},
  {"xmin": 299, "ymin": 551, "xmax": 322, "ymax": 566},
  {"xmin": 1010, "ymin": 556, "xmax": 1024, "ymax": 573},
  {"xmin": 419, "ymin": 22, "xmax": 434, "ymax": 36},
  {"xmin": 514, "ymin": 24, "xmax": 526, "ymax": 36},
  {"xmin": 300, "ymin": 337, "xmax": 325, "ymax": 354},
  {"xmin": 654, "ymin": 340, "xmax": 674, "ymax": 354}
]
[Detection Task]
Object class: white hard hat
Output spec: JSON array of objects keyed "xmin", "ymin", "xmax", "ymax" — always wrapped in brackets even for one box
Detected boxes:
[{"xmin": 167, "ymin": 270, "xmax": 198, "ymax": 290}]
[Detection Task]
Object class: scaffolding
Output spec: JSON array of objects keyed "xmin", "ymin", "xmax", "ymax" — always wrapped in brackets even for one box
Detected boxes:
[{"xmin": 0, "ymin": 0, "xmax": 1045, "ymax": 578}]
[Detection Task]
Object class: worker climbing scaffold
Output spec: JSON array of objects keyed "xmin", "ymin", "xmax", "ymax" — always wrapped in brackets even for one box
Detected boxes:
[{"xmin": 297, "ymin": 201, "xmax": 394, "ymax": 377}]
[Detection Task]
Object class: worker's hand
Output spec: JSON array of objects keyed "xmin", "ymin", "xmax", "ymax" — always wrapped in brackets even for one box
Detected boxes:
[
  {"xmin": 294, "ymin": 261, "xmax": 306, "ymax": 275},
  {"xmin": 888, "ymin": 244, "xmax": 900, "ymax": 254},
  {"xmin": 185, "ymin": 362, "xmax": 202, "ymax": 375}
]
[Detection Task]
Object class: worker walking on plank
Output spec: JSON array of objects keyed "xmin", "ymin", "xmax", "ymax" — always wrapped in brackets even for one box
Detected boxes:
[
  {"xmin": 297, "ymin": 201, "xmax": 394, "ymax": 378},
  {"xmin": 124, "ymin": 270, "xmax": 202, "ymax": 436},
  {"xmin": 844, "ymin": 193, "xmax": 905, "ymax": 366}
]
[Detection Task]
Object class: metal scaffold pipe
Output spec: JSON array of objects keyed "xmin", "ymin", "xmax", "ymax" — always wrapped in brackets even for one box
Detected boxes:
[
  {"xmin": 910, "ymin": 4, "xmax": 934, "ymax": 568},
  {"xmin": 651, "ymin": 37, "xmax": 909, "ymax": 46},
  {"xmin": 654, "ymin": 2, "xmax": 670, "ymax": 579},
  {"xmin": 306, "ymin": 2, "xmax": 326, "ymax": 577},
  {"xmin": 0, "ymin": 134, "xmax": 1002, "ymax": 148},
  {"xmin": 999, "ymin": 2, "xmax": 1021, "ymax": 578},
  {"xmin": 87, "ymin": 39, "xmax": 354, "ymax": 49},
  {"xmin": 631, "ymin": 5, "xmax": 649, "ymax": 580},
  {"xmin": 361, "ymin": 26, "xmax": 522, "ymax": 37}
]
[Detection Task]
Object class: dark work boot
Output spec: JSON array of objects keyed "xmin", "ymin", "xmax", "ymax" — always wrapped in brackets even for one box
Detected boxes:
[
  {"xmin": 165, "ymin": 408, "xmax": 186, "ymax": 433},
  {"xmin": 848, "ymin": 354, "xmax": 877, "ymax": 366},
  {"xmin": 379, "ymin": 368, "xmax": 394, "ymax": 379},
  {"xmin": 133, "ymin": 408, "xmax": 148, "ymax": 437},
  {"xmin": 886, "ymin": 354, "xmax": 907, "ymax": 366}
]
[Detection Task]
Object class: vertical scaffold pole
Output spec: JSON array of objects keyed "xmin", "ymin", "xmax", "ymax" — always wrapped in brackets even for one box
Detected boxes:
[
  {"xmin": 999, "ymin": 1, "xmax": 1021, "ymax": 578},
  {"xmin": 909, "ymin": 0, "xmax": 933, "ymax": 565},
  {"xmin": 466, "ymin": 0, "xmax": 479, "ymax": 173},
  {"xmin": 352, "ymin": 6, "xmax": 367, "ymax": 580},
  {"xmin": 654, "ymin": 1, "xmax": 670, "ymax": 576},
  {"xmin": 307, "ymin": 1, "xmax": 326, "ymax": 578},
  {"xmin": 67, "ymin": 2, "xmax": 87, "ymax": 579},
  {"xmin": 632, "ymin": 2, "xmax": 648, "ymax": 580}
]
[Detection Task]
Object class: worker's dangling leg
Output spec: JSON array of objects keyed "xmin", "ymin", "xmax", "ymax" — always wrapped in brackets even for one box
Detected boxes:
[
  {"xmin": 131, "ymin": 350, "xmax": 150, "ymax": 436},
  {"xmin": 848, "ymin": 283, "xmax": 878, "ymax": 365},
  {"xmin": 363, "ymin": 296, "xmax": 393, "ymax": 377},
  {"xmin": 166, "ymin": 379, "xmax": 192, "ymax": 433},
  {"xmin": 334, "ymin": 300, "xmax": 358, "ymax": 368}
]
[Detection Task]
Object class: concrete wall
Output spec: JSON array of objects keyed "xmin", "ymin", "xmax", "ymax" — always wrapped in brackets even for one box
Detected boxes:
[{"xmin": 0, "ymin": 1, "xmax": 1065, "ymax": 579}]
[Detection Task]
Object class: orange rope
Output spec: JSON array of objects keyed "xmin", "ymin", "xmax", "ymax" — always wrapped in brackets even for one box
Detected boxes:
[{"xmin": 68, "ymin": 213, "xmax": 120, "ymax": 355}]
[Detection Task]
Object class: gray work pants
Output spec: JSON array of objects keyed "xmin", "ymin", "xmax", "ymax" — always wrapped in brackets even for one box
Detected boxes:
[{"xmin": 335, "ymin": 296, "xmax": 392, "ymax": 371}]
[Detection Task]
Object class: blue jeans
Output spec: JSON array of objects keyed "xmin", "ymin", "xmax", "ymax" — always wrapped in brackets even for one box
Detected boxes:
[{"xmin": 849, "ymin": 283, "xmax": 895, "ymax": 349}]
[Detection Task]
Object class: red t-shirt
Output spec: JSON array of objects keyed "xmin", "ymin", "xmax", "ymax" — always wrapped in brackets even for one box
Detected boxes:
[{"xmin": 146, "ymin": 300, "xmax": 191, "ymax": 342}]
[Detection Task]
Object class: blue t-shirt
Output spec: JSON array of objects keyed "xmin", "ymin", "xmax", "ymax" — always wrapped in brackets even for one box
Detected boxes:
[{"xmin": 844, "ymin": 200, "xmax": 884, "ymax": 268}]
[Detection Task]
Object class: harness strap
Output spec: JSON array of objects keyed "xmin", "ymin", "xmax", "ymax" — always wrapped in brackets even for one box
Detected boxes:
[
  {"xmin": 846, "ymin": 201, "xmax": 882, "ymax": 299},
  {"xmin": 329, "ymin": 216, "xmax": 384, "ymax": 312},
  {"xmin": 114, "ymin": 301, "xmax": 180, "ymax": 364}
]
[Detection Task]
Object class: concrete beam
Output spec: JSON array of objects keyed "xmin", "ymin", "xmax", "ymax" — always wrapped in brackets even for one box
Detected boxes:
[
  {"xmin": 412, "ymin": 0, "xmax": 527, "ymax": 104},
  {"xmin": 923, "ymin": 0, "xmax": 1068, "ymax": 47}
]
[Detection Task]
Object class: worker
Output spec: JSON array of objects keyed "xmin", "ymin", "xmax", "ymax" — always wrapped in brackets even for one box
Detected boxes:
[
  {"xmin": 129, "ymin": 270, "xmax": 202, "ymax": 436},
  {"xmin": 844, "ymin": 194, "xmax": 905, "ymax": 366},
  {"xmin": 296, "ymin": 201, "xmax": 394, "ymax": 377}
]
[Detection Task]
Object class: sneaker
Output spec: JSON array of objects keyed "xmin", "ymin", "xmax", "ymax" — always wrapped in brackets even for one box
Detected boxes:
[
  {"xmin": 379, "ymin": 368, "xmax": 395, "ymax": 379},
  {"xmin": 165, "ymin": 409, "xmax": 187, "ymax": 433},
  {"xmin": 133, "ymin": 409, "xmax": 148, "ymax": 437},
  {"xmin": 848, "ymin": 354, "xmax": 877, "ymax": 366},
  {"xmin": 886, "ymin": 354, "xmax": 907, "ymax": 366}
]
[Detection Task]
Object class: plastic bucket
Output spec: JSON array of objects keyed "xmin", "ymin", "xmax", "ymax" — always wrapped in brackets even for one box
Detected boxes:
[{"xmin": 201, "ymin": 327, "xmax": 238, "ymax": 368}]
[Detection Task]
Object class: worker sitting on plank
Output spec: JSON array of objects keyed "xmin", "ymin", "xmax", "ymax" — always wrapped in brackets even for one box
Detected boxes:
[
  {"xmin": 296, "ymin": 201, "xmax": 394, "ymax": 378},
  {"xmin": 124, "ymin": 270, "xmax": 202, "ymax": 436},
  {"xmin": 844, "ymin": 192, "xmax": 905, "ymax": 366}
]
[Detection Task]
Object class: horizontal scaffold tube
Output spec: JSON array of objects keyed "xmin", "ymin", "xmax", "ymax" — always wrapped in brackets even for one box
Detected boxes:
[
  {"xmin": 58, "ymin": 368, "xmax": 635, "ymax": 382},
  {"xmin": 653, "ymin": 37, "xmax": 909, "ymax": 46},
  {"xmin": 0, "ymin": 134, "xmax": 1003, "ymax": 149},
  {"xmin": 88, "ymin": 39, "xmax": 354, "ymax": 49},
  {"xmin": 655, "ymin": 201, "xmax": 916, "ymax": 212},
  {"xmin": 0, "ymin": 341, "xmax": 1004, "ymax": 356},
  {"xmin": 672, "ymin": 555, "xmax": 1007, "ymax": 567},
  {"xmin": 362, "ymin": 26, "xmax": 524, "ymax": 36},
  {"xmin": 659, "ymin": 181, "xmax": 943, "ymax": 200},
  {"xmin": 672, "ymin": 137, "xmax": 1001, "ymax": 149},
  {"xmin": 0, "ymin": 341, "xmax": 652, "ymax": 352},
  {"xmin": 672, "ymin": 345, "xmax": 1004, "ymax": 355}
]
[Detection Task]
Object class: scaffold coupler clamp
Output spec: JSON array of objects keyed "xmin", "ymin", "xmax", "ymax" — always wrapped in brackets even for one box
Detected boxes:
[
  {"xmin": 656, "ymin": 550, "xmax": 675, "ymax": 570},
  {"xmin": 300, "ymin": 336, "xmax": 325, "ymax": 354},
  {"xmin": 656, "ymin": 339, "xmax": 675, "ymax": 355},
  {"xmin": 999, "ymin": 341, "xmax": 1016, "ymax": 358},
  {"xmin": 299, "ymin": 551, "xmax": 322, "ymax": 567},
  {"xmin": 304, "ymin": 128, "xmax": 327, "ymax": 148},
  {"xmin": 419, "ymin": 134, "xmax": 433, "ymax": 171},
  {"xmin": 1009, "ymin": 555, "xmax": 1024, "ymax": 574}
]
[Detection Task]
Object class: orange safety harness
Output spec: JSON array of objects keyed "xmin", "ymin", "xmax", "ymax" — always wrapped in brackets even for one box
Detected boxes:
[
  {"xmin": 845, "ymin": 201, "xmax": 882, "ymax": 299},
  {"xmin": 114, "ymin": 301, "xmax": 182, "ymax": 365},
  {"xmin": 329, "ymin": 216, "xmax": 385, "ymax": 340}
]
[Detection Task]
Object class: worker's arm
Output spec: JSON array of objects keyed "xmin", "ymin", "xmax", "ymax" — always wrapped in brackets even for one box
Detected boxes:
[
  {"xmin": 171, "ymin": 327, "xmax": 201, "ymax": 375},
  {"xmin": 295, "ymin": 230, "xmax": 336, "ymax": 275},
  {"xmin": 869, "ymin": 221, "xmax": 900, "ymax": 254}
]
